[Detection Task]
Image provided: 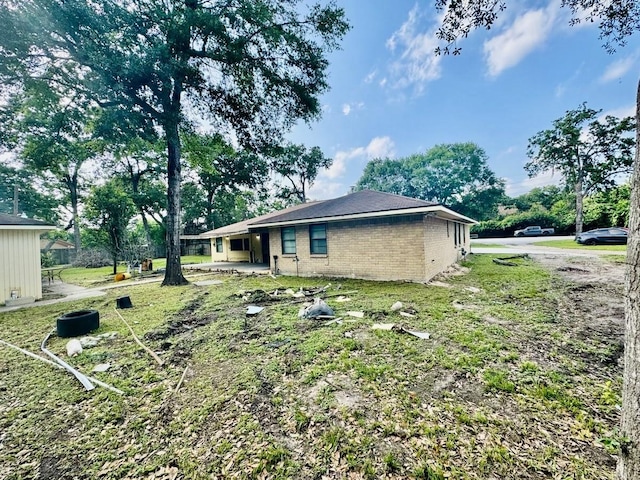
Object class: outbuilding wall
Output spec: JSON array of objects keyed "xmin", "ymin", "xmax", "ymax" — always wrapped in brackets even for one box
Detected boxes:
[
  {"xmin": 268, "ymin": 215, "xmax": 470, "ymax": 282},
  {"xmin": 209, "ymin": 234, "xmax": 262, "ymax": 263},
  {"xmin": 0, "ymin": 230, "xmax": 44, "ymax": 303}
]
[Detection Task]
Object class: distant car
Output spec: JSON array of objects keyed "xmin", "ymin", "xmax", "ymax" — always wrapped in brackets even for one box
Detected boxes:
[
  {"xmin": 513, "ymin": 226, "xmax": 555, "ymax": 237},
  {"xmin": 576, "ymin": 228, "xmax": 628, "ymax": 245}
]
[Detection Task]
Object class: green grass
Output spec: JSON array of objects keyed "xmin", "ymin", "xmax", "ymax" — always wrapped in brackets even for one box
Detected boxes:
[
  {"xmin": 57, "ymin": 255, "xmax": 211, "ymax": 287},
  {"xmin": 0, "ymin": 254, "xmax": 621, "ymax": 479},
  {"xmin": 470, "ymin": 242, "xmax": 505, "ymax": 248},
  {"xmin": 532, "ymin": 239, "xmax": 627, "ymax": 251}
]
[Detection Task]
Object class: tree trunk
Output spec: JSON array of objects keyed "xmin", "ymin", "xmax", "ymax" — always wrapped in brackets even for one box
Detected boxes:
[
  {"xmin": 70, "ymin": 182, "xmax": 82, "ymax": 252},
  {"xmin": 617, "ymin": 79, "xmax": 640, "ymax": 480},
  {"xmin": 574, "ymin": 178, "xmax": 584, "ymax": 238},
  {"xmin": 141, "ymin": 209, "xmax": 153, "ymax": 247},
  {"xmin": 162, "ymin": 119, "xmax": 188, "ymax": 286}
]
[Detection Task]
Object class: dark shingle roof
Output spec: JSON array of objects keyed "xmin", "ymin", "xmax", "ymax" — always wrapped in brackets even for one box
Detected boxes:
[
  {"xmin": 201, "ymin": 200, "xmax": 322, "ymax": 237},
  {"xmin": 252, "ymin": 190, "xmax": 437, "ymax": 225},
  {"xmin": 0, "ymin": 213, "xmax": 54, "ymax": 228}
]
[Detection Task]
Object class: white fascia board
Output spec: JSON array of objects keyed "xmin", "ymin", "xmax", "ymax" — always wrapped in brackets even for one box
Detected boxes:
[
  {"xmin": 0, "ymin": 225, "xmax": 56, "ymax": 232},
  {"xmin": 250, "ymin": 206, "xmax": 477, "ymax": 229}
]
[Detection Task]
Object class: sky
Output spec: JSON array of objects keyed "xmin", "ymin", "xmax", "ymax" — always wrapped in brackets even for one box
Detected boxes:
[{"xmin": 286, "ymin": 0, "xmax": 640, "ymax": 200}]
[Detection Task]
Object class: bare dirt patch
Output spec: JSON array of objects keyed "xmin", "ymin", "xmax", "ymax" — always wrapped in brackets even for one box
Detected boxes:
[{"xmin": 532, "ymin": 253, "xmax": 625, "ymax": 369}]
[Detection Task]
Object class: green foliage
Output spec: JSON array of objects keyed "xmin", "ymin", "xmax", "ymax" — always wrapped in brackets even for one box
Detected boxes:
[
  {"xmin": 182, "ymin": 133, "xmax": 267, "ymax": 232},
  {"xmin": 354, "ymin": 143, "xmax": 505, "ymax": 220},
  {"xmin": 472, "ymin": 205, "xmax": 560, "ymax": 237},
  {"xmin": 84, "ymin": 178, "xmax": 137, "ymax": 273},
  {"xmin": 0, "ymin": 164, "xmax": 59, "ymax": 223},
  {"xmin": 268, "ymin": 143, "xmax": 333, "ymax": 203},
  {"xmin": 526, "ymin": 103, "xmax": 634, "ymax": 234},
  {"xmin": 0, "ymin": 0, "xmax": 349, "ymax": 284}
]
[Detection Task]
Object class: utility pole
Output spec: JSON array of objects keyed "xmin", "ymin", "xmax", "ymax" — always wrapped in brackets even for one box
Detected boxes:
[{"xmin": 13, "ymin": 184, "xmax": 18, "ymax": 215}]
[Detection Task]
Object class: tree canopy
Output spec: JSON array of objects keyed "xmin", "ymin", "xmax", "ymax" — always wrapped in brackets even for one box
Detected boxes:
[
  {"xmin": 526, "ymin": 103, "xmax": 634, "ymax": 235},
  {"xmin": 268, "ymin": 143, "xmax": 333, "ymax": 204},
  {"xmin": 354, "ymin": 142, "xmax": 505, "ymax": 220},
  {"xmin": 0, "ymin": 0, "xmax": 349, "ymax": 284}
]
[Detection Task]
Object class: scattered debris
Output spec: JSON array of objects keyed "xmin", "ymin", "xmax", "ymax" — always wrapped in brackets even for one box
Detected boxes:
[
  {"xmin": 346, "ymin": 311, "xmax": 365, "ymax": 318},
  {"xmin": 174, "ymin": 365, "xmax": 189, "ymax": 393},
  {"xmin": 246, "ymin": 305, "xmax": 264, "ymax": 316},
  {"xmin": 372, "ymin": 323, "xmax": 430, "ymax": 340},
  {"xmin": 391, "ymin": 301, "xmax": 403, "ymax": 311},
  {"xmin": 335, "ymin": 296, "xmax": 351, "ymax": 303},
  {"xmin": 92, "ymin": 363, "xmax": 111, "ymax": 373},
  {"xmin": 344, "ymin": 331, "xmax": 353, "ymax": 338},
  {"xmin": 428, "ymin": 281, "xmax": 453, "ymax": 288},
  {"xmin": 499, "ymin": 254, "xmax": 529, "ymax": 260},
  {"xmin": 405, "ymin": 330, "xmax": 430, "ymax": 340},
  {"xmin": 66, "ymin": 339, "xmax": 83, "ymax": 357},
  {"xmin": 41, "ymin": 329, "xmax": 95, "ymax": 391},
  {"xmin": 193, "ymin": 280, "xmax": 224, "ymax": 287},
  {"xmin": 464, "ymin": 286, "xmax": 482, "ymax": 294},
  {"xmin": 399, "ymin": 311, "xmax": 416, "ymax": 318},
  {"xmin": 0, "ymin": 338, "xmax": 123, "ymax": 395},
  {"xmin": 324, "ymin": 318, "xmax": 344, "ymax": 326},
  {"xmin": 114, "ymin": 308, "xmax": 164, "ymax": 366},
  {"xmin": 372, "ymin": 323, "xmax": 395, "ymax": 330},
  {"xmin": 299, "ymin": 298, "xmax": 334, "ymax": 319},
  {"xmin": 493, "ymin": 258, "xmax": 517, "ymax": 266},
  {"xmin": 79, "ymin": 332, "xmax": 118, "ymax": 349},
  {"xmin": 116, "ymin": 296, "xmax": 133, "ymax": 309}
]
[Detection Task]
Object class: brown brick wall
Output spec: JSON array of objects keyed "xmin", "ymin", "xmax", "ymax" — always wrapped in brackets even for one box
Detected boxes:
[{"xmin": 267, "ymin": 215, "xmax": 471, "ymax": 282}]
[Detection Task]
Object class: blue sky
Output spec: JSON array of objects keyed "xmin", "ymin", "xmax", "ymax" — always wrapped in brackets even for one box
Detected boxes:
[{"xmin": 287, "ymin": 1, "xmax": 640, "ymax": 200}]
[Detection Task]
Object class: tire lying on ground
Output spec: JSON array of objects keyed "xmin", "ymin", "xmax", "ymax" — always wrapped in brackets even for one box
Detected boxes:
[{"xmin": 56, "ymin": 310, "xmax": 100, "ymax": 338}]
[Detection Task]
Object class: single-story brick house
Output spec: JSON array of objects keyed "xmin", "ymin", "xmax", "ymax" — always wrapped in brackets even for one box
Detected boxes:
[
  {"xmin": 0, "ymin": 213, "xmax": 55, "ymax": 304},
  {"xmin": 201, "ymin": 190, "xmax": 476, "ymax": 282}
]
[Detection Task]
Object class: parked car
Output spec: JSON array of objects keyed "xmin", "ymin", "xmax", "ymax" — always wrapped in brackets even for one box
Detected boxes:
[
  {"xmin": 513, "ymin": 226, "xmax": 555, "ymax": 237},
  {"xmin": 576, "ymin": 227, "xmax": 628, "ymax": 245}
]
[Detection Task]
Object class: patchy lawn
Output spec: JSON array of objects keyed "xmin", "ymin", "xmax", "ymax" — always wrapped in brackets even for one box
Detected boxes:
[
  {"xmin": 0, "ymin": 254, "xmax": 623, "ymax": 479},
  {"xmin": 58, "ymin": 255, "xmax": 211, "ymax": 287},
  {"xmin": 532, "ymin": 239, "xmax": 627, "ymax": 251}
]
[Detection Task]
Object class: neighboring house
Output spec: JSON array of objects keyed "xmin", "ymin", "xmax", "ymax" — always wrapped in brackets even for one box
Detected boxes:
[
  {"xmin": 0, "ymin": 213, "xmax": 55, "ymax": 304},
  {"xmin": 201, "ymin": 190, "xmax": 476, "ymax": 282},
  {"xmin": 40, "ymin": 238, "xmax": 76, "ymax": 265}
]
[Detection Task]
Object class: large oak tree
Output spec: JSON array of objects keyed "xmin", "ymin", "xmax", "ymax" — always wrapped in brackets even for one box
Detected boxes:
[
  {"xmin": 433, "ymin": 1, "xmax": 640, "ymax": 477},
  {"xmin": 526, "ymin": 103, "xmax": 634, "ymax": 237},
  {"xmin": 0, "ymin": 0, "xmax": 349, "ymax": 285}
]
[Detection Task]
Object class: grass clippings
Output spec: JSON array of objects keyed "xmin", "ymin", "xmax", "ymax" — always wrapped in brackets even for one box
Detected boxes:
[{"xmin": 0, "ymin": 254, "xmax": 623, "ymax": 479}]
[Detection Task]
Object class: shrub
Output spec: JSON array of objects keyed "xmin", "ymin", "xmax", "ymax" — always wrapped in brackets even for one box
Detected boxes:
[{"xmin": 73, "ymin": 249, "xmax": 111, "ymax": 268}]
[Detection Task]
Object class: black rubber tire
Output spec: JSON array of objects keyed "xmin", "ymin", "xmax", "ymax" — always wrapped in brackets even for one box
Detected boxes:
[
  {"xmin": 515, "ymin": 233, "xmax": 523, "ymax": 237},
  {"xmin": 584, "ymin": 239, "xmax": 597, "ymax": 246},
  {"xmin": 56, "ymin": 310, "xmax": 100, "ymax": 338},
  {"xmin": 542, "ymin": 231, "xmax": 550, "ymax": 235}
]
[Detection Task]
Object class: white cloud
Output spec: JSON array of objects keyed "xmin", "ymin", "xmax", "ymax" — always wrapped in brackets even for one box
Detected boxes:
[
  {"xmin": 483, "ymin": 2, "xmax": 561, "ymax": 77},
  {"xmin": 341, "ymin": 102, "xmax": 365, "ymax": 116},
  {"xmin": 386, "ymin": 6, "xmax": 443, "ymax": 92},
  {"xmin": 600, "ymin": 104, "xmax": 636, "ymax": 121},
  {"xmin": 600, "ymin": 52, "xmax": 639, "ymax": 83},
  {"xmin": 307, "ymin": 179, "xmax": 347, "ymax": 201},
  {"xmin": 364, "ymin": 71, "xmax": 377, "ymax": 84},
  {"xmin": 505, "ymin": 171, "xmax": 562, "ymax": 197},
  {"xmin": 323, "ymin": 136, "xmax": 396, "ymax": 180}
]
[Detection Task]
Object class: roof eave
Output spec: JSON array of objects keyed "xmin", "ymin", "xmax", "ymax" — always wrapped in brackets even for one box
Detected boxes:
[
  {"xmin": 0, "ymin": 225, "xmax": 56, "ymax": 231},
  {"xmin": 251, "ymin": 206, "xmax": 477, "ymax": 228}
]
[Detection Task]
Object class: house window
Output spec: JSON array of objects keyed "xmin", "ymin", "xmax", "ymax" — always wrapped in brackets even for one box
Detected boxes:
[
  {"xmin": 281, "ymin": 227, "xmax": 296, "ymax": 254},
  {"xmin": 215, "ymin": 237, "xmax": 223, "ymax": 253},
  {"xmin": 454, "ymin": 222, "xmax": 458, "ymax": 246},
  {"xmin": 230, "ymin": 238, "xmax": 244, "ymax": 251},
  {"xmin": 310, "ymin": 224, "xmax": 327, "ymax": 254}
]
